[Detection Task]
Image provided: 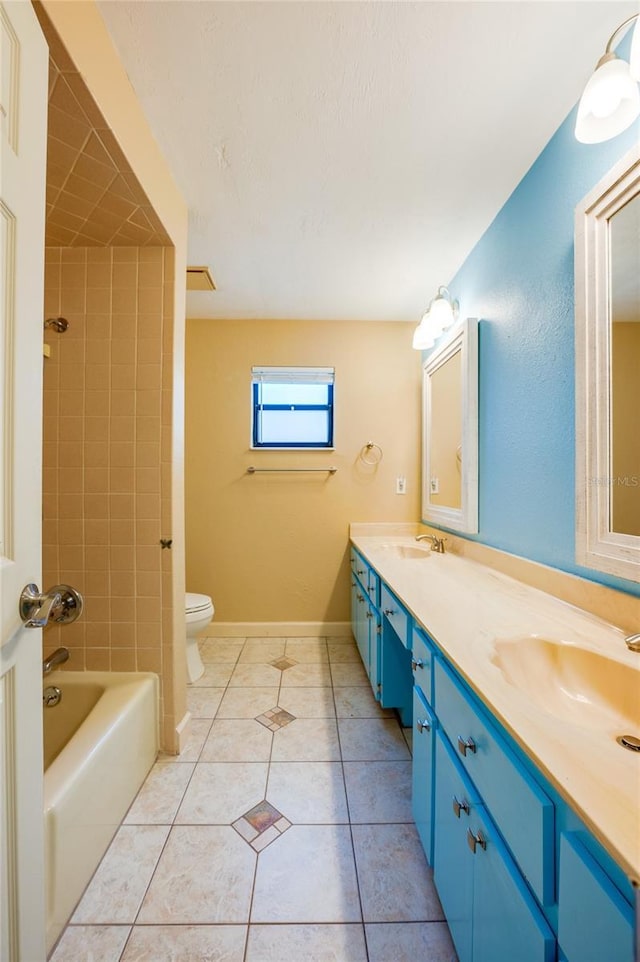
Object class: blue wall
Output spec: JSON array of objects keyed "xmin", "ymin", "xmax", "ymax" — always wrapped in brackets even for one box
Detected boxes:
[{"xmin": 433, "ymin": 98, "xmax": 639, "ymax": 596}]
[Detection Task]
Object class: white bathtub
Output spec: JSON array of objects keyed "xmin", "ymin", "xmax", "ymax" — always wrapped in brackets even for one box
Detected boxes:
[{"xmin": 43, "ymin": 671, "xmax": 159, "ymax": 952}]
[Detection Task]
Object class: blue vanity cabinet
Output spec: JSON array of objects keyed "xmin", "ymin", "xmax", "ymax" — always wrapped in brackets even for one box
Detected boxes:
[
  {"xmin": 412, "ymin": 686, "xmax": 436, "ymax": 864},
  {"xmin": 350, "ymin": 577, "xmax": 369, "ymax": 669},
  {"xmin": 435, "ymin": 658, "xmax": 555, "ymax": 907},
  {"xmin": 434, "ymin": 733, "xmax": 555, "ymax": 962},
  {"xmin": 557, "ymin": 832, "xmax": 634, "ymax": 962}
]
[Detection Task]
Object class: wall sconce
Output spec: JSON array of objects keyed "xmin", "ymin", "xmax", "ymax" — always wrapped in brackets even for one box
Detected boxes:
[
  {"xmin": 575, "ymin": 13, "xmax": 640, "ymax": 144},
  {"xmin": 412, "ymin": 287, "xmax": 459, "ymax": 350}
]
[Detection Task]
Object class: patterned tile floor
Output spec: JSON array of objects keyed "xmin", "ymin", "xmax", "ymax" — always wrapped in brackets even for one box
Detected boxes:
[{"xmin": 51, "ymin": 635, "xmax": 458, "ymax": 962}]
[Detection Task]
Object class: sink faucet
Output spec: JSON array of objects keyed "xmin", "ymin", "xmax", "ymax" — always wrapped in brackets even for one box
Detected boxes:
[
  {"xmin": 42, "ymin": 647, "xmax": 69, "ymax": 676},
  {"xmin": 625, "ymin": 633, "xmax": 640, "ymax": 652},
  {"xmin": 415, "ymin": 534, "xmax": 447, "ymax": 554}
]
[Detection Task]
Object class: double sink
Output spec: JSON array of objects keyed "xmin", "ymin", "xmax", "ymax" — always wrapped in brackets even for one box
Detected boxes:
[{"xmin": 371, "ymin": 537, "xmax": 640, "ymax": 741}]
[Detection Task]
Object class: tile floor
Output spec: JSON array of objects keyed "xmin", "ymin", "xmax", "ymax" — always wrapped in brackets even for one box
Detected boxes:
[{"xmin": 51, "ymin": 635, "xmax": 458, "ymax": 962}]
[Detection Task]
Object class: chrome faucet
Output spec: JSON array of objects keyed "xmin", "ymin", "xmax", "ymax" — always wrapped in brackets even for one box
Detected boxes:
[
  {"xmin": 42, "ymin": 647, "xmax": 69, "ymax": 675},
  {"xmin": 625, "ymin": 633, "xmax": 640, "ymax": 652},
  {"xmin": 415, "ymin": 534, "xmax": 447, "ymax": 553}
]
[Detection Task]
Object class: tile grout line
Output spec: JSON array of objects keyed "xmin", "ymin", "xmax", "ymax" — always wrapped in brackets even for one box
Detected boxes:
[{"xmin": 332, "ymin": 633, "xmax": 371, "ymax": 962}]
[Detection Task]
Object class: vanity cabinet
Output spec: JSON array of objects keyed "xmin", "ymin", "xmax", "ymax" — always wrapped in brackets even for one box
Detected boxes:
[
  {"xmin": 350, "ymin": 550, "xmax": 381, "ymax": 699},
  {"xmin": 434, "ymin": 733, "xmax": 555, "ymax": 962},
  {"xmin": 557, "ymin": 832, "xmax": 634, "ymax": 962},
  {"xmin": 349, "ymin": 539, "xmax": 636, "ymax": 962}
]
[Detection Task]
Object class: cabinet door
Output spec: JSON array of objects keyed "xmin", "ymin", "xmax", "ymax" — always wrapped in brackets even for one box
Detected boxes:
[
  {"xmin": 557, "ymin": 832, "xmax": 633, "ymax": 962},
  {"xmin": 367, "ymin": 602, "xmax": 381, "ymax": 700},
  {"xmin": 351, "ymin": 580, "xmax": 369, "ymax": 668},
  {"xmin": 412, "ymin": 687, "xmax": 436, "ymax": 864},
  {"xmin": 471, "ymin": 804, "xmax": 555, "ymax": 962},
  {"xmin": 433, "ymin": 733, "xmax": 476, "ymax": 962}
]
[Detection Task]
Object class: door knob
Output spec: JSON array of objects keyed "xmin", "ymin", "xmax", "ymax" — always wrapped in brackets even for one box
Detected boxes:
[{"xmin": 19, "ymin": 583, "xmax": 83, "ymax": 629}]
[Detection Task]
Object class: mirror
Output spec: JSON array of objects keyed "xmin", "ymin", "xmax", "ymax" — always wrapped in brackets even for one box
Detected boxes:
[
  {"xmin": 575, "ymin": 143, "xmax": 640, "ymax": 581},
  {"xmin": 421, "ymin": 317, "xmax": 478, "ymax": 533}
]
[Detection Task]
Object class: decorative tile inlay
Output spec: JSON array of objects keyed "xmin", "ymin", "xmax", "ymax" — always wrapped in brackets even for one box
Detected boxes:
[
  {"xmin": 232, "ymin": 800, "xmax": 291, "ymax": 853},
  {"xmin": 255, "ymin": 707, "xmax": 296, "ymax": 731},
  {"xmin": 271, "ymin": 656, "xmax": 297, "ymax": 671}
]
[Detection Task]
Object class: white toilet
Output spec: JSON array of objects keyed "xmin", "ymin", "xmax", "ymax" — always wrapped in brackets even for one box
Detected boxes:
[{"xmin": 185, "ymin": 592, "xmax": 214, "ymax": 684}]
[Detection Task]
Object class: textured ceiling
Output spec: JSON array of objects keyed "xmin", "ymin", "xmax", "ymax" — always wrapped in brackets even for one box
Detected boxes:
[
  {"xmin": 97, "ymin": 0, "xmax": 636, "ymax": 320},
  {"xmin": 35, "ymin": 4, "xmax": 170, "ymax": 247}
]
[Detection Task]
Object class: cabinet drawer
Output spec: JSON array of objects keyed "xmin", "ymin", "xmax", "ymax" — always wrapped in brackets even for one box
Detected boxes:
[
  {"xmin": 558, "ymin": 833, "xmax": 633, "ymax": 962},
  {"xmin": 380, "ymin": 583, "xmax": 410, "ymax": 648},
  {"xmin": 411, "ymin": 627, "xmax": 434, "ymax": 705},
  {"xmin": 435, "ymin": 658, "xmax": 555, "ymax": 906}
]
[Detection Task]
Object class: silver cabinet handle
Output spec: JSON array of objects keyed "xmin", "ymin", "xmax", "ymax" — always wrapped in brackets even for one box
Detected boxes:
[
  {"xmin": 357, "ymin": 568, "xmax": 365, "ymax": 575},
  {"xmin": 452, "ymin": 796, "xmax": 470, "ymax": 818},
  {"xmin": 20, "ymin": 583, "xmax": 83, "ymax": 629},
  {"xmin": 416, "ymin": 718, "xmax": 431, "ymax": 734},
  {"xmin": 383, "ymin": 608, "xmax": 395, "ymax": 616},
  {"xmin": 457, "ymin": 735, "xmax": 477, "ymax": 757},
  {"xmin": 412, "ymin": 658, "xmax": 425, "ymax": 671},
  {"xmin": 365, "ymin": 611, "xmax": 373, "ymax": 619},
  {"xmin": 357, "ymin": 593, "xmax": 364, "ymax": 603},
  {"xmin": 467, "ymin": 828, "xmax": 486, "ymax": 854}
]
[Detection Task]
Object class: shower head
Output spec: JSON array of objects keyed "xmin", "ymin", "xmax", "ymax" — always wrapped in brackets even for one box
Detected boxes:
[{"xmin": 44, "ymin": 317, "xmax": 69, "ymax": 333}]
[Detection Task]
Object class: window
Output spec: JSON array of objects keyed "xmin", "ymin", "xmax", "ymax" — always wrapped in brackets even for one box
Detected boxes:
[{"xmin": 251, "ymin": 366, "xmax": 335, "ymax": 448}]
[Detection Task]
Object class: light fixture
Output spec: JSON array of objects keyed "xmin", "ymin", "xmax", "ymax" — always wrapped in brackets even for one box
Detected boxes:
[
  {"xmin": 576, "ymin": 13, "xmax": 640, "ymax": 144},
  {"xmin": 412, "ymin": 287, "xmax": 459, "ymax": 350}
]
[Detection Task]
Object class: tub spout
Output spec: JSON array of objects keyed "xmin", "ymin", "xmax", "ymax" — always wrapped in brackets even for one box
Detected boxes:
[{"xmin": 43, "ymin": 647, "xmax": 69, "ymax": 676}]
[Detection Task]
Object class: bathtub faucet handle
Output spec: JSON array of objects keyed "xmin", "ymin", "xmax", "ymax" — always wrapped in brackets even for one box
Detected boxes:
[{"xmin": 19, "ymin": 583, "xmax": 83, "ymax": 629}]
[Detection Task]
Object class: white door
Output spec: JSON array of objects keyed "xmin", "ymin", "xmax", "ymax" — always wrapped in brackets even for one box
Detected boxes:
[{"xmin": 0, "ymin": 2, "xmax": 49, "ymax": 959}]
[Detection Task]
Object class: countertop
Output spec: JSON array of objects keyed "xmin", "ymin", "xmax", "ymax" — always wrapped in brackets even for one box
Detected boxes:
[{"xmin": 350, "ymin": 525, "xmax": 640, "ymax": 885}]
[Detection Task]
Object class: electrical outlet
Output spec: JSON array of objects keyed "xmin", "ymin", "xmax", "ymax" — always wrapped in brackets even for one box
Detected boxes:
[
  {"xmin": 396, "ymin": 476, "xmax": 406, "ymax": 495},
  {"xmin": 430, "ymin": 477, "xmax": 439, "ymax": 494}
]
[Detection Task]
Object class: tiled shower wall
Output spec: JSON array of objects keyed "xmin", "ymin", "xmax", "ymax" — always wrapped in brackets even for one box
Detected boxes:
[{"xmin": 42, "ymin": 245, "xmax": 176, "ymax": 746}]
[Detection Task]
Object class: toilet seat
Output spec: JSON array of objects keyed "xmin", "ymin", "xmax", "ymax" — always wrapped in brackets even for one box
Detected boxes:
[{"xmin": 186, "ymin": 592, "xmax": 214, "ymax": 615}]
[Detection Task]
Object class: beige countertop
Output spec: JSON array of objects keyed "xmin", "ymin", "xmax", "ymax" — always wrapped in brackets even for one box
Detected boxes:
[{"xmin": 350, "ymin": 524, "xmax": 640, "ymax": 886}]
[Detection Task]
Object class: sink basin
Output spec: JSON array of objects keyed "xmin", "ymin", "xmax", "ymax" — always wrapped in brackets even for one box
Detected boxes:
[
  {"xmin": 491, "ymin": 637, "xmax": 640, "ymax": 731},
  {"xmin": 376, "ymin": 544, "xmax": 432, "ymax": 560}
]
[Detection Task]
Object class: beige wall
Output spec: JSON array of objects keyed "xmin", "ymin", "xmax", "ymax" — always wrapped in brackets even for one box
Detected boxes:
[
  {"xmin": 611, "ymin": 321, "xmax": 640, "ymax": 536},
  {"xmin": 185, "ymin": 319, "xmax": 421, "ymax": 625},
  {"xmin": 42, "ymin": 246, "xmax": 178, "ymax": 748}
]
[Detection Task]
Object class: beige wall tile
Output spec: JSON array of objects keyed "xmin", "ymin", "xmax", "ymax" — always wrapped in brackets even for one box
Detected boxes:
[{"xmin": 43, "ymin": 244, "xmax": 177, "ymax": 749}]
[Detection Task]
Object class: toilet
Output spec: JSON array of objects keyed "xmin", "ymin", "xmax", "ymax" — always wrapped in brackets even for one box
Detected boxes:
[{"xmin": 185, "ymin": 592, "xmax": 214, "ymax": 684}]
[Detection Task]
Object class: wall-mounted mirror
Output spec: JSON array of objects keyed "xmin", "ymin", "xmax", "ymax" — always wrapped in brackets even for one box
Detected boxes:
[
  {"xmin": 575, "ymin": 143, "xmax": 640, "ymax": 582},
  {"xmin": 421, "ymin": 317, "xmax": 478, "ymax": 533}
]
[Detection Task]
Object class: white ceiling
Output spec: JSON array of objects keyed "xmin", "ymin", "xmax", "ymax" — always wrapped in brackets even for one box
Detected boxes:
[{"xmin": 97, "ymin": 0, "xmax": 636, "ymax": 322}]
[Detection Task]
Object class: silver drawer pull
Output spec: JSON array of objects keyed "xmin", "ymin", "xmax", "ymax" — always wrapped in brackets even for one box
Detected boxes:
[
  {"xmin": 357, "ymin": 593, "xmax": 364, "ymax": 602},
  {"xmin": 357, "ymin": 568, "xmax": 365, "ymax": 575},
  {"xmin": 457, "ymin": 735, "xmax": 476, "ymax": 757},
  {"xmin": 467, "ymin": 828, "xmax": 486, "ymax": 854},
  {"xmin": 452, "ymin": 796, "xmax": 470, "ymax": 818},
  {"xmin": 411, "ymin": 658, "xmax": 425, "ymax": 671},
  {"xmin": 365, "ymin": 611, "xmax": 373, "ymax": 619},
  {"xmin": 416, "ymin": 718, "xmax": 430, "ymax": 734},
  {"xmin": 383, "ymin": 608, "xmax": 396, "ymax": 616}
]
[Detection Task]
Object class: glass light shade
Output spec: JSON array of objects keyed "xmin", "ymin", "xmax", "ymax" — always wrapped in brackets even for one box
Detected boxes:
[
  {"xmin": 428, "ymin": 294, "xmax": 455, "ymax": 332},
  {"xmin": 412, "ymin": 313, "xmax": 436, "ymax": 350},
  {"xmin": 575, "ymin": 57, "xmax": 640, "ymax": 143},
  {"xmin": 630, "ymin": 18, "xmax": 640, "ymax": 82}
]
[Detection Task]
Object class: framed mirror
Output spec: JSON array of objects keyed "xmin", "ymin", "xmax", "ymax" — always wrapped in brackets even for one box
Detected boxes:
[
  {"xmin": 421, "ymin": 317, "xmax": 478, "ymax": 533},
  {"xmin": 575, "ymin": 143, "xmax": 640, "ymax": 582}
]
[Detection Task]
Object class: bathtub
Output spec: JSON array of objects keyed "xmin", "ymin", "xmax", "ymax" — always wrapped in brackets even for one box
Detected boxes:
[{"xmin": 43, "ymin": 671, "xmax": 158, "ymax": 952}]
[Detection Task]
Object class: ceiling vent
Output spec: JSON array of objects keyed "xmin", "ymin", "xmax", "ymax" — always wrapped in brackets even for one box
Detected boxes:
[{"xmin": 186, "ymin": 266, "xmax": 216, "ymax": 291}]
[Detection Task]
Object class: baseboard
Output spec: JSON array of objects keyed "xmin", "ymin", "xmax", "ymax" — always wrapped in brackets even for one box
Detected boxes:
[{"xmin": 204, "ymin": 621, "xmax": 352, "ymax": 638}]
